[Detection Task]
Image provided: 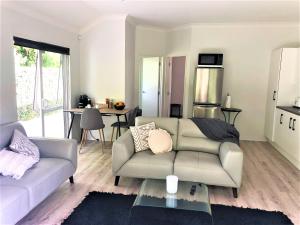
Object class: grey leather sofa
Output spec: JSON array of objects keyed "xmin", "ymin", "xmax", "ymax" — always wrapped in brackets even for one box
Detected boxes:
[
  {"xmin": 112, "ymin": 117, "xmax": 243, "ymax": 197},
  {"xmin": 0, "ymin": 122, "xmax": 77, "ymax": 225}
]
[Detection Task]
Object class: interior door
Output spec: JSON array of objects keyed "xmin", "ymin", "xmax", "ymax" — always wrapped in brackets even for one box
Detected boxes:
[
  {"xmin": 265, "ymin": 49, "xmax": 282, "ymax": 141},
  {"xmin": 141, "ymin": 57, "xmax": 161, "ymax": 117}
]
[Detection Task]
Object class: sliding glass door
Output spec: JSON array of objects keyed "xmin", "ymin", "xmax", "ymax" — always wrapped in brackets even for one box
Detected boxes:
[
  {"xmin": 40, "ymin": 51, "xmax": 65, "ymax": 137},
  {"xmin": 14, "ymin": 46, "xmax": 70, "ymax": 138},
  {"xmin": 14, "ymin": 47, "xmax": 42, "ymax": 136}
]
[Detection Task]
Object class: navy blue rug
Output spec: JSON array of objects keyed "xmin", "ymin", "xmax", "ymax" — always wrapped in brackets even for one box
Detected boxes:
[{"xmin": 63, "ymin": 192, "xmax": 293, "ymax": 225}]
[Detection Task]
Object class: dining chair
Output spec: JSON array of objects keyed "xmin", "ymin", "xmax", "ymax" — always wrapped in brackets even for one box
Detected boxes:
[
  {"xmin": 80, "ymin": 108, "xmax": 105, "ymax": 152},
  {"xmin": 110, "ymin": 106, "xmax": 141, "ymax": 142}
]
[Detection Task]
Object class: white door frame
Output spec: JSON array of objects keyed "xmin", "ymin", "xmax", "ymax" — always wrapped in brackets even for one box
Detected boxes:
[
  {"xmin": 162, "ymin": 55, "xmax": 187, "ymax": 118},
  {"xmin": 161, "ymin": 57, "xmax": 172, "ymax": 117}
]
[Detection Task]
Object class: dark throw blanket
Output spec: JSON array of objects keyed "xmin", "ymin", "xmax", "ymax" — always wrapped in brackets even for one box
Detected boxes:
[{"xmin": 191, "ymin": 118, "xmax": 240, "ymax": 145}]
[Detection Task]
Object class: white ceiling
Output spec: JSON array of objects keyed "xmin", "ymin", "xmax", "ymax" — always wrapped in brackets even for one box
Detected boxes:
[{"xmin": 2, "ymin": 0, "xmax": 300, "ymax": 33}]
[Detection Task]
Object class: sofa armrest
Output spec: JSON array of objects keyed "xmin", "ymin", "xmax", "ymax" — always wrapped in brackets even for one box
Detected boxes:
[
  {"xmin": 112, "ymin": 130, "xmax": 135, "ymax": 175},
  {"xmin": 219, "ymin": 142, "xmax": 243, "ymax": 187},
  {"xmin": 29, "ymin": 137, "xmax": 77, "ymax": 169}
]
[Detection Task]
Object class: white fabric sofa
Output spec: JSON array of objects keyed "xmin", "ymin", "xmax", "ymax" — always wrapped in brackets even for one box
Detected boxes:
[{"xmin": 0, "ymin": 122, "xmax": 77, "ymax": 225}]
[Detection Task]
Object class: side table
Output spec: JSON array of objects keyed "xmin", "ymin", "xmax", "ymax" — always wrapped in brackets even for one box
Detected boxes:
[{"xmin": 221, "ymin": 107, "xmax": 242, "ymax": 126}]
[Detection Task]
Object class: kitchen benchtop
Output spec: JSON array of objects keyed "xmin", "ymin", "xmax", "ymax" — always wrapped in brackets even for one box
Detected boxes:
[{"xmin": 277, "ymin": 106, "xmax": 300, "ymax": 116}]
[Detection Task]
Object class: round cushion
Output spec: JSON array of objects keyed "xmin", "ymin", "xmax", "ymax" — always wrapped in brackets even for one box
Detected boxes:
[{"xmin": 148, "ymin": 129, "xmax": 172, "ymax": 154}]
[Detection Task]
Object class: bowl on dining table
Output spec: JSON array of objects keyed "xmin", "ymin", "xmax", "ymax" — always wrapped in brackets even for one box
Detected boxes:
[{"xmin": 114, "ymin": 101, "xmax": 125, "ymax": 110}]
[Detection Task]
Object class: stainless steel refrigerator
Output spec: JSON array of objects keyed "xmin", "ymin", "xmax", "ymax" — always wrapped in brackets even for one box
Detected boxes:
[{"xmin": 193, "ymin": 67, "xmax": 224, "ymax": 118}]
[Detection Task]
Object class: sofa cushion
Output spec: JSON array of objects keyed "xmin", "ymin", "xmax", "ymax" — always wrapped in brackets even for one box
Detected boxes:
[
  {"xmin": 130, "ymin": 122, "xmax": 155, "ymax": 152},
  {"xmin": 0, "ymin": 185, "xmax": 30, "ymax": 225},
  {"xmin": 177, "ymin": 119, "xmax": 220, "ymax": 154},
  {"xmin": 174, "ymin": 151, "xmax": 236, "ymax": 187},
  {"xmin": 148, "ymin": 129, "xmax": 172, "ymax": 154},
  {"xmin": 136, "ymin": 117, "xmax": 178, "ymax": 149},
  {"xmin": 0, "ymin": 149, "xmax": 38, "ymax": 180},
  {"xmin": 179, "ymin": 119, "xmax": 207, "ymax": 138},
  {"xmin": 0, "ymin": 122, "xmax": 26, "ymax": 149},
  {"xmin": 9, "ymin": 129, "xmax": 40, "ymax": 161},
  {"xmin": 0, "ymin": 158, "xmax": 75, "ymax": 208},
  {"xmin": 117, "ymin": 150, "xmax": 176, "ymax": 179}
]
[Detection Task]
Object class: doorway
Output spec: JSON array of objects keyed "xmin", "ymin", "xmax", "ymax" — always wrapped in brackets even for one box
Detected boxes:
[
  {"xmin": 162, "ymin": 56, "xmax": 186, "ymax": 118},
  {"xmin": 140, "ymin": 57, "xmax": 163, "ymax": 117},
  {"xmin": 14, "ymin": 45, "xmax": 70, "ymax": 138}
]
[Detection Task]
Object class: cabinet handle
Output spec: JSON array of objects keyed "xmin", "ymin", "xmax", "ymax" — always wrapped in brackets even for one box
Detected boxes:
[
  {"xmin": 289, "ymin": 118, "xmax": 292, "ymax": 129},
  {"xmin": 272, "ymin": 91, "xmax": 276, "ymax": 101},
  {"xmin": 292, "ymin": 119, "xmax": 296, "ymax": 131},
  {"xmin": 273, "ymin": 91, "xmax": 276, "ymax": 101},
  {"xmin": 280, "ymin": 114, "xmax": 283, "ymax": 124}
]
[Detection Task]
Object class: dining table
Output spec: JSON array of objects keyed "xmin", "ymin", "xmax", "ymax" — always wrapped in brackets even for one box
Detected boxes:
[{"xmin": 64, "ymin": 107, "xmax": 131, "ymax": 139}]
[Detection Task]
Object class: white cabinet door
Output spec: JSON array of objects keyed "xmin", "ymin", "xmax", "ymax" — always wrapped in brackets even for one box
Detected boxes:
[
  {"xmin": 274, "ymin": 109, "xmax": 300, "ymax": 164},
  {"xmin": 265, "ymin": 49, "xmax": 282, "ymax": 141},
  {"xmin": 274, "ymin": 109, "xmax": 286, "ymax": 149},
  {"xmin": 285, "ymin": 112, "xmax": 300, "ymax": 161},
  {"xmin": 277, "ymin": 48, "xmax": 299, "ymax": 106}
]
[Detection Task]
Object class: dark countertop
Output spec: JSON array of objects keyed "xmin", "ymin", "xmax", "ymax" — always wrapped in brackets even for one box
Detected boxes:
[{"xmin": 277, "ymin": 106, "xmax": 300, "ymax": 116}]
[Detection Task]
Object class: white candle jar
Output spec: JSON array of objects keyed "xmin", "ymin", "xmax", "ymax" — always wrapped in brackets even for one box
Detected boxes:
[{"xmin": 166, "ymin": 175, "xmax": 178, "ymax": 194}]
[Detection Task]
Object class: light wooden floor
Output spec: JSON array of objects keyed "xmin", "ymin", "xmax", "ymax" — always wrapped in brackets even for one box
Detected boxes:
[{"xmin": 17, "ymin": 141, "xmax": 300, "ymax": 225}]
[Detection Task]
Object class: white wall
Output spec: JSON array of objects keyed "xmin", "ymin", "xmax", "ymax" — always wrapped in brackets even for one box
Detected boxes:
[
  {"xmin": 0, "ymin": 8, "xmax": 80, "ymax": 125},
  {"xmin": 135, "ymin": 24, "xmax": 300, "ymax": 141},
  {"xmin": 125, "ymin": 19, "xmax": 136, "ymax": 108},
  {"xmin": 79, "ymin": 16, "xmax": 129, "ymax": 141},
  {"xmin": 166, "ymin": 27, "xmax": 191, "ymax": 56},
  {"xmin": 79, "ymin": 16, "xmax": 126, "ymax": 103},
  {"xmin": 134, "ymin": 27, "xmax": 167, "ymax": 105},
  {"xmin": 166, "ymin": 27, "xmax": 191, "ymax": 117}
]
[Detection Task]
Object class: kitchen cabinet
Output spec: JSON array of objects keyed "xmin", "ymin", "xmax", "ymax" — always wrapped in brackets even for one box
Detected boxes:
[
  {"xmin": 265, "ymin": 48, "xmax": 300, "ymax": 141},
  {"xmin": 274, "ymin": 108, "xmax": 300, "ymax": 169}
]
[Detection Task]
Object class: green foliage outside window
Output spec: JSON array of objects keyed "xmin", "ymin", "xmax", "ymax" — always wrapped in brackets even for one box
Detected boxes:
[
  {"xmin": 15, "ymin": 46, "xmax": 61, "ymax": 68},
  {"xmin": 15, "ymin": 46, "xmax": 36, "ymax": 67},
  {"xmin": 42, "ymin": 52, "xmax": 60, "ymax": 68},
  {"xmin": 17, "ymin": 105, "xmax": 39, "ymax": 121}
]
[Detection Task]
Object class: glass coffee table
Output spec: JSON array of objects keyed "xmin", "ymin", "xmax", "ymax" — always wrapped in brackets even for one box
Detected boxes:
[{"xmin": 130, "ymin": 179, "xmax": 213, "ymax": 225}]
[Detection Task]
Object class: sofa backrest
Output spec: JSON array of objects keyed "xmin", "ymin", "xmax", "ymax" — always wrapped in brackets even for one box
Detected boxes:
[
  {"xmin": 0, "ymin": 122, "xmax": 27, "ymax": 149},
  {"xmin": 135, "ymin": 117, "xmax": 178, "ymax": 149},
  {"xmin": 177, "ymin": 119, "xmax": 220, "ymax": 154}
]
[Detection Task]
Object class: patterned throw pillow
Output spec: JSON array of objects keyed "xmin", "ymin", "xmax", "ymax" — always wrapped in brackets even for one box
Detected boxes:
[
  {"xmin": 9, "ymin": 129, "xmax": 40, "ymax": 161},
  {"xmin": 0, "ymin": 149, "xmax": 38, "ymax": 179},
  {"xmin": 148, "ymin": 129, "xmax": 173, "ymax": 154},
  {"xmin": 130, "ymin": 122, "xmax": 155, "ymax": 152}
]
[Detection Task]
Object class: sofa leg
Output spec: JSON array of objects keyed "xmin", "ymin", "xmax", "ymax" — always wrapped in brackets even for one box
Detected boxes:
[
  {"xmin": 232, "ymin": 188, "xmax": 238, "ymax": 198},
  {"xmin": 114, "ymin": 176, "xmax": 120, "ymax": 186},
  {"xmin": 69, "ymin": 176, "xmax": 74, "ymax": 184}
]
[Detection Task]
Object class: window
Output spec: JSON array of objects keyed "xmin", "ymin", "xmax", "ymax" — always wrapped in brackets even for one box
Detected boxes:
[{"xmin": 14, "ymin": 37, "xmax": 70, "ymax": 138}]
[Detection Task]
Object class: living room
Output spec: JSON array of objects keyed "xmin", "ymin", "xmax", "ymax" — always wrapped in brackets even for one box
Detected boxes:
[{"xmin": 0, "ymin": 1, "xmax": 299, "ymax": 225}]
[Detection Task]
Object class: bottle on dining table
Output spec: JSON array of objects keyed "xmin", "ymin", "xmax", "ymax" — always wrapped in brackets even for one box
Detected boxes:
[
  {"xmin": 105, "ymin": 98, "xmax": 110, "ymax": 108},
  {"xmin": 109, "ymin": 99, "xmax": 114, "ymax": 109}
]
